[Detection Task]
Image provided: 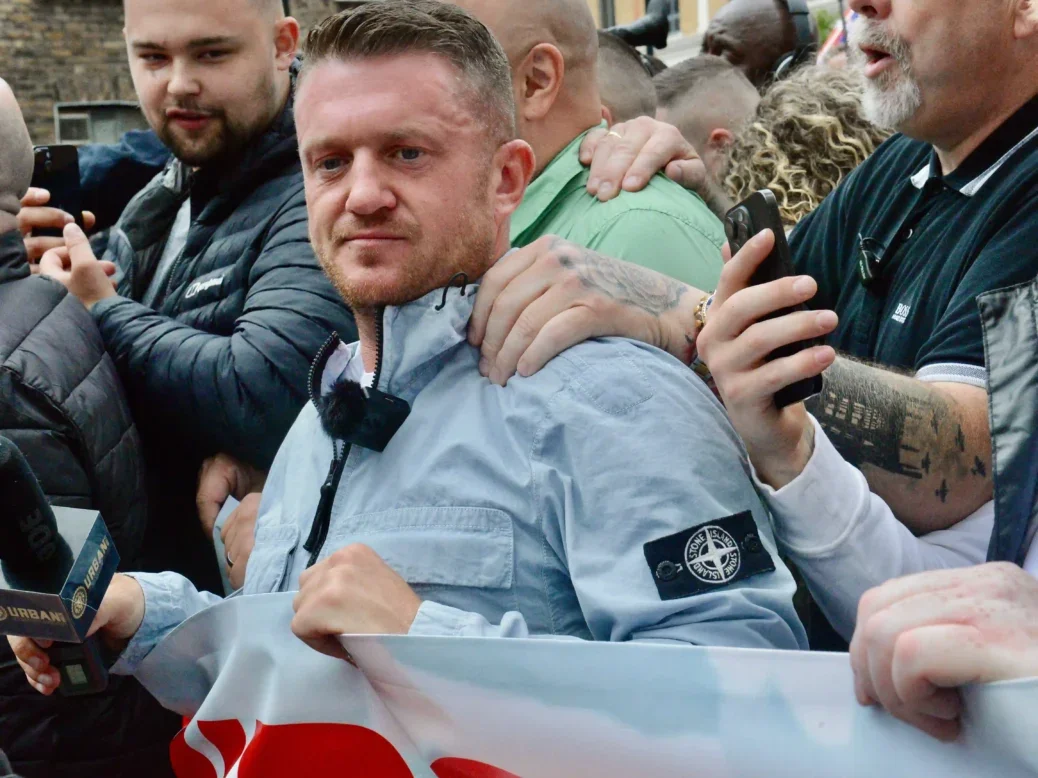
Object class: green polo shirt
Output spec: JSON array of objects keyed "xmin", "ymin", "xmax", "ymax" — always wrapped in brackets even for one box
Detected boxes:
[{"xmin": 510, "ymin": 128, "xmax": 725, "ymax": 289}]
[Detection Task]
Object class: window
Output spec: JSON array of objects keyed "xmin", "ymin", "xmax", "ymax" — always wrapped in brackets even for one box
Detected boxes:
[
  {"xmin": 54, "ymin": 102, "xmax": 149, "ymax": 146},
  {"xmin": 667, "ymin": 0, "xmax": 680, "ymax": 33}
]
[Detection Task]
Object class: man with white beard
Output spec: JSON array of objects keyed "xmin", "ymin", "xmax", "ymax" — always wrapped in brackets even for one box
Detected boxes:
[{"xmin": 462, "ymin": 0, "xmax": 1038, "ymax": 649}]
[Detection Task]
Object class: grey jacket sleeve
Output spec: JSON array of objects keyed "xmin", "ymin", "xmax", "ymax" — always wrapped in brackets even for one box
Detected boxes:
[{"xmin": 413, "ymin": 340, "xmax": 807, "ymax": 650}]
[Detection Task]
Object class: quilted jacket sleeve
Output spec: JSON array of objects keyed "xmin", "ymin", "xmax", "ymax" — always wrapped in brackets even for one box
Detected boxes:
[{"xmin": 90, "ymin": 191, "xmax": 356, "ymax": 469}]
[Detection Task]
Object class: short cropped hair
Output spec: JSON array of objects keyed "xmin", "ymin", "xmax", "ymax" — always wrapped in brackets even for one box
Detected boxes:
[
  {"xmin": 301, "ymin": 0, "xmax": 516, "ymax": 146},
  {"xmin": 596, "ymin": 31, "xmax": 657, "ymax": 123},
  {"xmin": 725, "ymin": 66, "xmax": 892, "ymax": 228},
  {"xmin": 654, "ymin": 54, "xmax": 755, "ymax": 111}
]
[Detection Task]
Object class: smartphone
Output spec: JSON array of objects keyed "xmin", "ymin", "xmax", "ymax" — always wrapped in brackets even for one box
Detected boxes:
[
  {"xmin": 723, "ymin": 189, "xmax": 824, "ymax": 409},
  {"xmin": 30, "ymin": 145, "xmax": 84, "ymax": 238}
]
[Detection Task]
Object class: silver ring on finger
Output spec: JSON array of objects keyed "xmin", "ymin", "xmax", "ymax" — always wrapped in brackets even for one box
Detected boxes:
[{"xmin": 225, "ymin": 550, "xmax": 235, "ymax": 567}]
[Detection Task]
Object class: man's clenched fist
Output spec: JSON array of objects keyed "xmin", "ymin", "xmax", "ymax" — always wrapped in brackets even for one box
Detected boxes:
[{"xmin": 291, "ymin": 544, "xmax": 421, "ymax": 661}]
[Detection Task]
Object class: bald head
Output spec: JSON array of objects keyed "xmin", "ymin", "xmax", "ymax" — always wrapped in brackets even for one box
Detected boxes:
[
  {"xmin": 451, "ymin": 0, "xmax": 598, "ymax": 79},
  {"xmin": 0, "ymin": 80, "xmax": 33, "ymax": 235},
  {"xmin": 448, "ymin": 0, "xmax": 603, "ymax": 174},
  {"xmin": 701, "ymin": 0, "xmax": 802, "ymax": 87}
]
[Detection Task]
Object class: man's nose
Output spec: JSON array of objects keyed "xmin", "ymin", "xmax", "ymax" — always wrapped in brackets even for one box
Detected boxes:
[
  {"xmin": 167, "ymin": 60, "xmax": 202, "ymax": 98},
  {"xmin": 848, "ymin": 0, "xmax": 890, "ymax": 20},
  {"xmin": 345, "ymin": 158, "xmax": 396, "ymax": 216}
]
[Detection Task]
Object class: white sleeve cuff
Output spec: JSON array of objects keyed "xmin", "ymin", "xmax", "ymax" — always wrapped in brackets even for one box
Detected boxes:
[{"xmin": 752, "ymin": 416, "xmax": 873, "ymax": 556}]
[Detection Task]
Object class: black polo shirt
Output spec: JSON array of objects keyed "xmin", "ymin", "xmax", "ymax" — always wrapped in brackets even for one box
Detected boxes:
[{"xmin": 789, "ymin": 92, "xmax": 1038, "ymax": 387}]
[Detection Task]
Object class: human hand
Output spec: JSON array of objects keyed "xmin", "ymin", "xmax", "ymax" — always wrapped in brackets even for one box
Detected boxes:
[
  {"xmin": 469, "ymin": 236, "xmax": 702, "ymax": 386},
  {"xmin": 6, "ymin": 573, "xmax": 146, "ymax": 695},
  {"xmin": 291, "ymin": 544, "xmax": 421, "ymax": 660},
  {"xmin": 579, "ymin": 116, "xmax": 731, "ymax": 213},
  {"xmin": 197, "ymin": 453, "xmax": 268, "ymax": 537},
  {"xmin": 221, "ymin": 492, "xmax": 261, "ymax": 590},
  {"xmin": 19, "ymin": 188, "xmax": 96, "ymax": 263},
  {"xmin": 37, "ymin": 223, "xmax": 116, "ymax": 309},
  {"xmin": 850, "ymin": 563, "xmax": 1038, "ymax": 742},
  {"xmin": 696, "ymin": 230, "xmax": 838, "ymax": 488}
]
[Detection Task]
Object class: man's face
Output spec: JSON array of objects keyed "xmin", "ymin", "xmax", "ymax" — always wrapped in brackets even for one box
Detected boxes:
[
  {"xmin": 701, "ymin": 1, "xmax": 790, "ymax": 87},
  {"xmin": 848, "ymin": 0, "xmax": 1009, "ymax": 140},
  {"xmin": 124, "ymin": 0, "xmax": 288, "ymax": 167},
  {"xmin": 296, "ymin": 54, "xmax": 500, "ymax": 312}
]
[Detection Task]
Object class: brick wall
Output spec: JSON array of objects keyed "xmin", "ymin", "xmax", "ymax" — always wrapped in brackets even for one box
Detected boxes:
[
  {"xmin": 0, "ymin": 0, "xmax": 135, "ymax": 144},
  {"xmin": 0, "ymin": 0, "xmax": 342, "ymax": 145}
]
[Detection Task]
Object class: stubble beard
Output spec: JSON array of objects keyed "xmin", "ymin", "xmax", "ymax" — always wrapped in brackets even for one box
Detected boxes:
[
  {"xmin": 317, "ymin": 196, "xmax": 498, "ymax": 313},
  {"xmin": 155, "ymin": 70, "xmax": 278, "ymax": 168}
]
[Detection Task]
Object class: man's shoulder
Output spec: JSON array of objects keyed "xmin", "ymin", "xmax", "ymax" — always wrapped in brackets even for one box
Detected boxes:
[
  {"xmin": 585, "ymin": 173, "xmax": 724, "ymax": 240},
  {"xmin": 520, "ymin": 336, "xmax": 720, "ymax": 419}
]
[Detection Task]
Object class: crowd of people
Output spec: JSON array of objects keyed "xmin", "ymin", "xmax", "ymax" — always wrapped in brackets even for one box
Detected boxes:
[{"xmin": 1, "ymin": 0, "xmax": 1037, "ymax": 775}]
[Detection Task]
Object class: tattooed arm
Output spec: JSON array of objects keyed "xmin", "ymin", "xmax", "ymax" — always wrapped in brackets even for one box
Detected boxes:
[
  {"xmin": 470, "ymin": 236, "xmax": 706, "ymax": 385},
  {"xmin": 806, "ymin": 357, "xmax": 992, "ymax": 534}
]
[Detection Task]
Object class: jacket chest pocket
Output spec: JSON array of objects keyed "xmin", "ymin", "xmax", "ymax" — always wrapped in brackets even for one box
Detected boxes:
[
  {"xmin": 324, "ymin": 507, "xmax": 516, "ymax": 606},
  {"xmin": 243, "ymin": 524, "xmax": 300, "ymax": 594}
]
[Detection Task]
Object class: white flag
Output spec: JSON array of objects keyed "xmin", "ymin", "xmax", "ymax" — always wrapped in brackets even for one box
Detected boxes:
[{"xmin": 135, "ymin": 593, "xmax": 1037, "ymax": 778}]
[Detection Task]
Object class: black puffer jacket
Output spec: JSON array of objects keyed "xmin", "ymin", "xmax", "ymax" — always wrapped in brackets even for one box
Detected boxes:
[
  {"xmin": 90, "ymin": 71, "xmax": 356, "ymax": 588},
  {"xmin": 0, "ymin": 230, "xmax": 145, "ymax": 556},
  {"xmin": 0, "ymin": 230, "xmax": 179, "ymax": 778}
]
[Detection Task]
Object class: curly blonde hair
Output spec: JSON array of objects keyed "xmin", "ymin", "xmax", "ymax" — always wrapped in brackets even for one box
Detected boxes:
[{"xmin": 725, "ymin": 66, "xmax": 892, "ymax": 229}]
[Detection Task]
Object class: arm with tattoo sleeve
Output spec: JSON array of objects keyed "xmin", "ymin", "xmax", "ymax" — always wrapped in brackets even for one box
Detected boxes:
[{"xmin": 805, "ymin": 357, "xmax": 992, "ymax": 534}]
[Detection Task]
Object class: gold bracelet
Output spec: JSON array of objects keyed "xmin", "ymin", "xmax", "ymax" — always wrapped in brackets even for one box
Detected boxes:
[{"xmin": 693, "ymin": 292, "xmax": 714, "ymax": 332}]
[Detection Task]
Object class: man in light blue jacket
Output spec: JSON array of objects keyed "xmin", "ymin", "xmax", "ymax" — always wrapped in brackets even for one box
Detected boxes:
[{"xmin": 7, "ymin": 1, "xmax": 804, "ymax": 698}]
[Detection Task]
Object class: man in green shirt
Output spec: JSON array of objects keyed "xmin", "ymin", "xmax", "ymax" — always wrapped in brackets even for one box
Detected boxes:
[{"xmin": 450, "ymin": 0, "xmax": 724, "ymax": 290}]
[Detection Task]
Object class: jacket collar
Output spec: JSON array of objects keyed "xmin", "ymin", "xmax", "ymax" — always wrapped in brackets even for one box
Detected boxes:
[
  {"xmin": 309, "ymin": 277, "xmax": 479, "ymax": 406},
  {"xmin": 0, "ymin": 230, "xmax": 30, "ymax": 284}
]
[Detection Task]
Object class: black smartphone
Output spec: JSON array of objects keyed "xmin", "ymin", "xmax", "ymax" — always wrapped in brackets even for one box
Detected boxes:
[
  {"xmin": 30, "ymin": 145, "xmax": 84, "ymax": 238},
  {"xmin": 723, "ymin": 189, "xmax": 824, "ymax": 409}
]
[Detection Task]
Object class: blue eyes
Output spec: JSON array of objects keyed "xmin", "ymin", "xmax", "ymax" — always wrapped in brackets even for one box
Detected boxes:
[{"xmin": 398, "ymin": 148, "xmax": 422, "ymax": 162}]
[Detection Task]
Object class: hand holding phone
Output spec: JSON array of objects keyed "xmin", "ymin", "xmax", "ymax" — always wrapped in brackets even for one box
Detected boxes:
[
  {"xmin": 723, "ymin": 190, "xmax": 824, "ymax": 409},
  {"xmin": 21, "ymin": 146, "xmax": 93, "ymax": 262}
]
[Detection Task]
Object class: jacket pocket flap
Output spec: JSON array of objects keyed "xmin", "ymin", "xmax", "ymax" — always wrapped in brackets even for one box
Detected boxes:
[
  {"xmin": 248, "ymin": 524, "xmax": 301, "ymax": 592},
  {"xmin": 330, "ymin": 507, "xmax": 514, "ymax": 589}
]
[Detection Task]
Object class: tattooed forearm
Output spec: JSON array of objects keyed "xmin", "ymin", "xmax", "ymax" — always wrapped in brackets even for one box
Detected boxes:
[
  {"xmin": 805, "ymin": 358, "xmax": 936, "ymax": 479},
  {"xmin": 552, "ymin": 238, "xmax": 691, "ymax": 317},
  {"xmin": 805, "ymin": 356, "xmax": 992, "ymax": 531}
]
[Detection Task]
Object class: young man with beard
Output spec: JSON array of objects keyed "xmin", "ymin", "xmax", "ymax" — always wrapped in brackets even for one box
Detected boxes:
[
  {"xmin": 9, "ymin": 1, "xmax": 806, "ymax": 701},
  {"xmin": 464, "ymin": 0, "xmax": 1038, "ymax": 648},
  {"xmin": 19, "ymin": 0, "xmax": 357, "ymax": 593}
]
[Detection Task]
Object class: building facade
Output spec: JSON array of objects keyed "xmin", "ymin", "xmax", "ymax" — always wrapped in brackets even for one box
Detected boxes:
[{"xmin": 0, "ymin": 0, "xmax": 728, "ymax": 145}]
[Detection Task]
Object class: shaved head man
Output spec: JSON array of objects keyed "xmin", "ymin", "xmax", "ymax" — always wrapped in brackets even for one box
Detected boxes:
[
  {"xmin": 446, "ymin": 0, "xmax": 728, "ymax": 289},
  {"xmin": 655, "ymin": 55, "xmax": 759, "ymax": 186},
  {"xmin": 0, "ymin": 80, "xmax": 32, "ymax": 236},
  {"xmin": 702, "ymin": 0, "xmax": 807, "ymax": 87},
  {"xmin": 449, "ymin": 0, "xmax": 602, "ymax": 175},
  {"xmin": 597, "ymin": 31, "xmax": 657, "ymax": 125}
]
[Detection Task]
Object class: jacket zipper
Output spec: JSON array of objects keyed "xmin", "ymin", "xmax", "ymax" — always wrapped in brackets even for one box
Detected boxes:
[{"xmin": 302, "ymin": 308, "xmax": 386, "ymax": 568}]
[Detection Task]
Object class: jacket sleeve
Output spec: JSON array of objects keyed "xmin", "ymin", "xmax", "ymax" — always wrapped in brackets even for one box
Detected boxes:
[
  {"xmin": 413, "ymin": 341, "xmax": 806, "ymax": 650},
  {"xmin": 110, "ymin": 571, "xmax": 223, "ymax": 676},
  {"xmin": 759, "ymin": 415, "xmax": 993, "ymax": 640},
  {"xmin": 90, "ymin": 195, "xmax": 355, "ymax": 468}
]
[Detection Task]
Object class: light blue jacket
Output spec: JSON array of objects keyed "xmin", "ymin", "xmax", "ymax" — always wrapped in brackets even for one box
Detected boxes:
[{"xmin": 116, "ymin": 283, "xmax": 806, "ymax": 677}]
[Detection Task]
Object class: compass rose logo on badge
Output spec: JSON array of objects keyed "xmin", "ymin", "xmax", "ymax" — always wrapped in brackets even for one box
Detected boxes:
[{"xmin": 684, "ymin": 525, "xmax": 742, "ymax": 585}]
